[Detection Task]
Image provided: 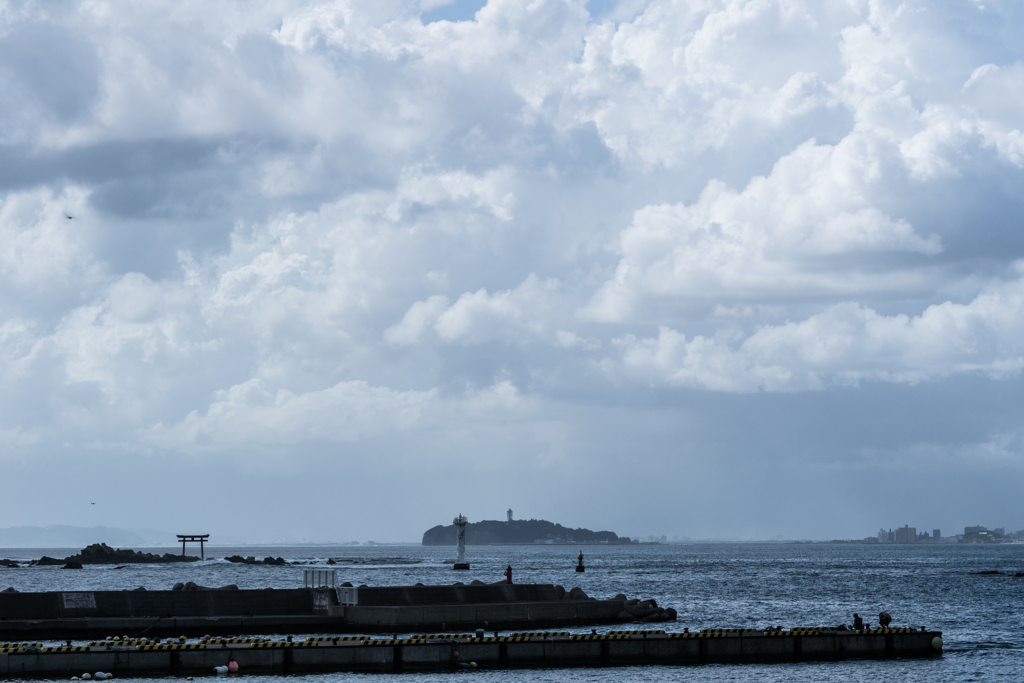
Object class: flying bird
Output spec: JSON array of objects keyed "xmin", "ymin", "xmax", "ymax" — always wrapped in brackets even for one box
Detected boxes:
[{"xmin": 63, "ymin": 213, "xmax": 73, "ymax": 219}]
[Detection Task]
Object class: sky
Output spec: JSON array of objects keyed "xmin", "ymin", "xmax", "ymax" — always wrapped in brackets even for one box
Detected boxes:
[{"xmin": 1, "ymin": 0, "xmax": 1023, "ymax": 544}]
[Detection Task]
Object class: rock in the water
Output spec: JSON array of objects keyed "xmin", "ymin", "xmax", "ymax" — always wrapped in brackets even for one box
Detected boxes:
[
  {"xmin": 33, "ymin": 556, "xmax": 64, "ymax": 566},
  {"xmin": 0, "ymin": 559, "xmax": 19, "ymax": 568},
  {"xmin": 326, "ymin": 559, "xmax": 337, "ymax": 565},
  {"xmin": 1, "ymin": 586, "xmax": 17, "ymax": 593},
  {"xmin": 172, "ymin": 583, "xmax": 185, "ymax": 591},
  {"xmin": 44, "ymin": 544, "xmax": 200, "ymax": 566},
  {"xmin": 616, "ymin": 611, "xmax": 636, "ymax": 622},
  {"xmin": 665, "ymin": 608, "xmax": 677, "ymax": 620},
  {"xmin": 62, "ymin": 562, "xmax": 84, "ymax": 569}
]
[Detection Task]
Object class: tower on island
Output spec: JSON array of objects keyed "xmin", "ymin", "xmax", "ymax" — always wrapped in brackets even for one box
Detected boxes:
[
  {"xmin": 507, "ymin": 508, "xmax": 513, "ymax": 523},
  {"xmin": 453, "ymin": 514, "xmax": 470, "ymax": 570}
]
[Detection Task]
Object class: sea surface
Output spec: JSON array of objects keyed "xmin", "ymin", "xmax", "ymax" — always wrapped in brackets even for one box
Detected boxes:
[{"xmin": 2, "ymin": 542, "xmax": 1022, "ymax": 681}]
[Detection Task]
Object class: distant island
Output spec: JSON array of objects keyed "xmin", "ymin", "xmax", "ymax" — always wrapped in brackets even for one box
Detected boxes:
[{"xmin": 422, "ymin": 518, "xmax": 635, "ymax": 546}]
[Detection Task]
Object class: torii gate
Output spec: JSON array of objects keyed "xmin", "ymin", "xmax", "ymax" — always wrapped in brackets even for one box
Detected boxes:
[{"xmin": 177, "ymin": 534, "xmax": 209, "ymax": 560}]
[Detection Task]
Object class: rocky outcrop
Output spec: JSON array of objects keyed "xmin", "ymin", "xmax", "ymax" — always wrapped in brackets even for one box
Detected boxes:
[
  {"xmin": 30, "ymin": 544, "xmax": 199, "ymax": 565},
  {"xmin": 0, "ymin": 559, "xmax": 19, "ymax": 568}
]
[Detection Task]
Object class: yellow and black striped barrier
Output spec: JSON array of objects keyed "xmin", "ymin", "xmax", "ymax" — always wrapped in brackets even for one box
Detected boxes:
[
  {"xmin": 306, "ymin": 636, "xmax": 364, "ymax": 643},
  {"xmin": 249, "ymin": 642, "xmax": 317, "ymax": 648}
]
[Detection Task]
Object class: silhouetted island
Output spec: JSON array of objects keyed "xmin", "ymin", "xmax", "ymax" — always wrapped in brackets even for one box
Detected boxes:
[{"xmin": 422, "ymin": 519, "xmax": 635, "ymax": 545}]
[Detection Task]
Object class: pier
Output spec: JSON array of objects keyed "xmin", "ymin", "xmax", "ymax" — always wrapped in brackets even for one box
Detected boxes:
[
  {"xmin": 0, "ymin": 586, "xmax": 638, "ymax": 640},
  {"xmin": 0, "ymin": 628, "xmax": 943, "ymax": 676}
]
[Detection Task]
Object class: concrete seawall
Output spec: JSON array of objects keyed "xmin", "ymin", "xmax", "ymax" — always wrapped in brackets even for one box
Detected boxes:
[
  {"xmin": 0, "ymin": 587, "xmax": 629, "ymax": 639},
  {"xmin": 0, "ymin": 629, "xmax": 943, "ymax": 677}
]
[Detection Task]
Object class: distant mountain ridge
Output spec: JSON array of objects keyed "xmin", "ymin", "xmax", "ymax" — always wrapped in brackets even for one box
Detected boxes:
[
  {"xmin": 0, "ymin": 525, "xmax": 176, "ymax": 548},
  {"xmin": 422, "ymin": 519, "xmax": 635, "ymax": 546}
]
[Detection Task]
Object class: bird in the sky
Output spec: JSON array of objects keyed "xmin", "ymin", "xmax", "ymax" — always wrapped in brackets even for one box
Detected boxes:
[
  {"xmin": 63, "ymin": 213, "xmax": 73, "ymax": 219},
  {"xmin": 91, "ymin": 502, "xmax": 95, "ymax": 505}
]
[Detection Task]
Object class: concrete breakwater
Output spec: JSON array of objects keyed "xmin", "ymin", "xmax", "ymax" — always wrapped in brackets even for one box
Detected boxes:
[
  {"xmin": 0, "ymin": 585, "xmax": 655, "ymax": 640},
  {"xmin": 0, "ymin": 628, "xmax": 943, "ymax": 677}
]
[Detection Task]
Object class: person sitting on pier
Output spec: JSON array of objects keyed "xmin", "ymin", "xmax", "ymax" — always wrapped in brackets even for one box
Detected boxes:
[
  {"xmin": 878, "ymin": 612, "xmax": 892, "ymax": 628},
  {"xmin": 853, "ymin": 614, "xmax": 863, "ymax": 630}
]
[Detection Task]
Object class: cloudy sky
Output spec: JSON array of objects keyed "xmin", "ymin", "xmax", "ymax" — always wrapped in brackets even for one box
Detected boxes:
[{"xmin": 1, "ymin": 0, "xmax": 1022, "ymax": 544}]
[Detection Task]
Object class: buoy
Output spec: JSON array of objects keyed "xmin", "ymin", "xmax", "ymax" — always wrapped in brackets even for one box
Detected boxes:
[
  {"xmin": 81, "ymin": 674, "xmax": 91, "ymax": 680},
  {"xmin": 931, "ymin": 636, "xmax": 943, "ymax": 650},
  {"xmin": 214, "ymin": 666, "xmax": 228, "ymax": 674},
  {"xmin": 93, "ymin": 673, "xmax": 107, "ymax": 680},
  {"xmin": 227, "ymin": 660, "xmax": 238, "ymax": 673}
]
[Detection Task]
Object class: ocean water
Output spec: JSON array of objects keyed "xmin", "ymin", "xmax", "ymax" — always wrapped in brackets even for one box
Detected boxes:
[{"xmin": 2, "ymin": 542, "xmax": 1022, "ymax": 681}]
